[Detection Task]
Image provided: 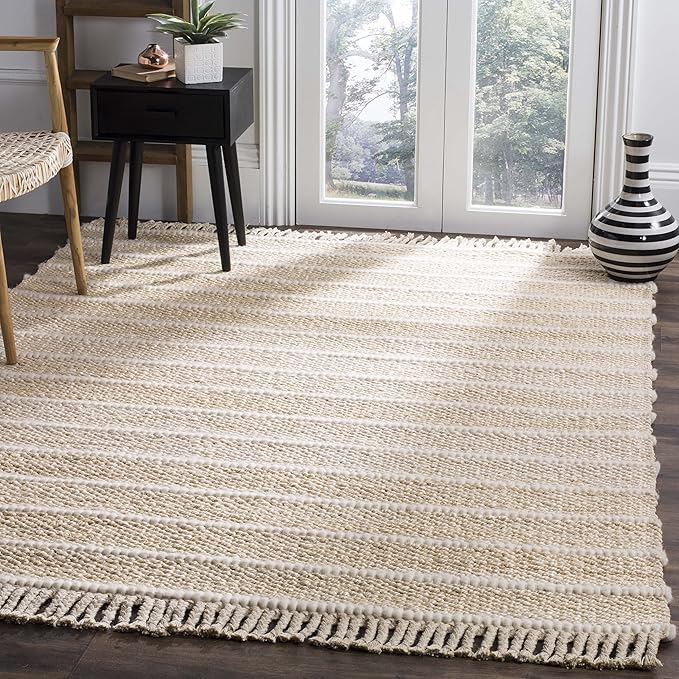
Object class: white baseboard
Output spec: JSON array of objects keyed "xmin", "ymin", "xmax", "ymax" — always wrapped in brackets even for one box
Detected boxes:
[
  {"xmin": 192, "ymin": 144, "xmax": 259, "ymax": 170},
  {"xmin": 650, "ymin": 163, "xmax": 679, "ymax": 184},
  {"xmin": 3, "ymin": 163, "xmax": 262, "ymax": 227},
  {"xmin": 648, "ymin": 164, "xmax": 679, "ymax": 218}
]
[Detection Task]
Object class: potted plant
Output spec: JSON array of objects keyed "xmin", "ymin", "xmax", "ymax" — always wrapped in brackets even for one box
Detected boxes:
[{"xmin": 148, "ymin": 0, "xmax": 245, "ymax": 84}]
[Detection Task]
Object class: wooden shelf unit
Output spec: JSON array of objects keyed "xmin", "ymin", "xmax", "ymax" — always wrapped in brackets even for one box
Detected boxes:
[{"xmin": 55, "ymin": 0, "xmax": 193, "ymax": 222}]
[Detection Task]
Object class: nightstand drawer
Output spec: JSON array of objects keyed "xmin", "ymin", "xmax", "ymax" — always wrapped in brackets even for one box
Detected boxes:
[{"xmin": 95, "ymin": 91, "xmax": 225, "ymax": 141}]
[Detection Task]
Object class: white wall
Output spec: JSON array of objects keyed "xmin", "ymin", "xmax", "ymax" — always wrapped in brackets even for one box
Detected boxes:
[
  {"xmin": 0, "ymin": 0, "xmax": 260, "ymax": 224},
  {"xmin": 631, "ymin": 0, "xmax": 679, "ymax": 217}
]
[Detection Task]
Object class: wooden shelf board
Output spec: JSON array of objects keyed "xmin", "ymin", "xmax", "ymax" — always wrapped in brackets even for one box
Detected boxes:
[
  {"xmin": 67, "ymin": 69, "xmax": 107, "ymax": 90},
  {"xmin": 63, "ymin": 0, "xmax": 175, "ymax": 16},
  {"xmin": 75, "ymin": 140, "xmax": 178, "ymax": 165}
]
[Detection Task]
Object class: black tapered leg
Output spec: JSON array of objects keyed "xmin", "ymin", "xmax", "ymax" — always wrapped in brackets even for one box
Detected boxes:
[
  {"xmin": 223, "ymin": 143, "xmax": 246, "ymax": 247},
  {"xmin": 206, "ymin": 145, "xmax": 231, "ymax": 272},
  {"xmin": 128, "ymin": 141, "xmax": 144, "ymax": 240},
  {"xmin": 101, "ymin": 140, "xmax": 128, "ymax": 264}
]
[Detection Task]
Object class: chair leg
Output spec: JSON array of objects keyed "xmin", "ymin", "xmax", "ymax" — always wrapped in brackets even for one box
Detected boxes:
[
  {"xmin": 0, "ymin": 231, "xmax": 17, "ymax": 365},
  {"xmin": 59, "ymin": 162, "xmax": 88, "ymax": 296}
]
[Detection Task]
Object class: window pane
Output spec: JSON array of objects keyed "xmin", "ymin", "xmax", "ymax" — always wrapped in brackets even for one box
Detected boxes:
[
  {"xmin": 471, "ymin": 0, "xmax": 572, "ymax": 209},
  {"xmin": 324, "ymin": 0, "xmax": 420, "ymax": 203}
]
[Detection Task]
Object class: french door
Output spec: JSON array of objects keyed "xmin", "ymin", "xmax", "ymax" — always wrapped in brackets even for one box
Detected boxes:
[{"xmin": 296, "ymin": 0, "xmax": 601, "ymax": 239}]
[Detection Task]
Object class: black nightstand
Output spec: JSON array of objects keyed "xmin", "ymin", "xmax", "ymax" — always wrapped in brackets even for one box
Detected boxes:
[{"xmin": 91, "ymin": 68, "xmax": 254, "ymax": 271}]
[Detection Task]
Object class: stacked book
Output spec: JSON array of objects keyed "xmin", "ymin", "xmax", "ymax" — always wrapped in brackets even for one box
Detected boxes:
[{"xmin": 111, "ymin": 60, "xmax": 176, "ymax": 83}]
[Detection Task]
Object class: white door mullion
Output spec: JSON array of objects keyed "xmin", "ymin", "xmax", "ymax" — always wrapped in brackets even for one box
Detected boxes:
[{"xmin": 440, "ymin": 0, "xmax": 476, "ymax": 233}]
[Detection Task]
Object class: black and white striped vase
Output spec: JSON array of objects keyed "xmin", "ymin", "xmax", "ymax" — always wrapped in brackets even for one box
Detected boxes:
[{"xmin": 589, "ymin": 133, "xmax": 679, "ymax": 282}]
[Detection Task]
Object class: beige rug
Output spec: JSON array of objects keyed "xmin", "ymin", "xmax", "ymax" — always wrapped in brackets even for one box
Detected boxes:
[{"xmin": 0, "ymin": 219, "xmax": 672, "ymax": 669}]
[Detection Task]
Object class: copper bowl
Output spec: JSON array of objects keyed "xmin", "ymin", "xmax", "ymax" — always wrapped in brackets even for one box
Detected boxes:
[{"xmin": 138, "ymin": 43, "xmax": 170, "ymax": 69}]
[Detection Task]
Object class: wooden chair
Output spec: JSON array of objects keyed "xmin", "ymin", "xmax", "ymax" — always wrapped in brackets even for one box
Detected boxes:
[{"xmin": 0, "ymin": 37, "xmax": 87, "ymax": 365}]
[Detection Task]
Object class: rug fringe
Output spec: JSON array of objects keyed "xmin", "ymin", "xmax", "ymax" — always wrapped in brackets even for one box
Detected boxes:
[
  {"xmin": 80, "ymin": 219, "xmax": 594, "ymax": 256},
  {"xmin": 0, "ymin": 584, "xmax": 670, "ymax": 669}
]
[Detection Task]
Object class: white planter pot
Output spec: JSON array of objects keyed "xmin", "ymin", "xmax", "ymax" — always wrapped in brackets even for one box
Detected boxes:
[{"xmin": 174, "ymin": 38, "xmax": 223, "ymax": 84}]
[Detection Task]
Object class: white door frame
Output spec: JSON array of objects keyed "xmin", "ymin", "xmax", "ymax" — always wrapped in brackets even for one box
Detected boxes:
[
  {"xmin": 592, "ymin": 0, "xmax": 638, "ymax": 215},
  {"xmin": 259, "ymin": 0, "xmax": 637, "ymax": 230},
  {"xmin": 259, "ymin": 0, "xmax": 297, "ymax": 227}
]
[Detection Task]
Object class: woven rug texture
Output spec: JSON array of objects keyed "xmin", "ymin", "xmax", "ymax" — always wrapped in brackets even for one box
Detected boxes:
[{"xmin": 0, "ymin": 219, "xmax": 672, "ymax": 669}]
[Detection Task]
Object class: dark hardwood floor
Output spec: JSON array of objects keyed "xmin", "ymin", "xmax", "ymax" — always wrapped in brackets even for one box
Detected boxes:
[{"xmin": 0, "ymin": 212, "xmax": 677, "ymax": 679}]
